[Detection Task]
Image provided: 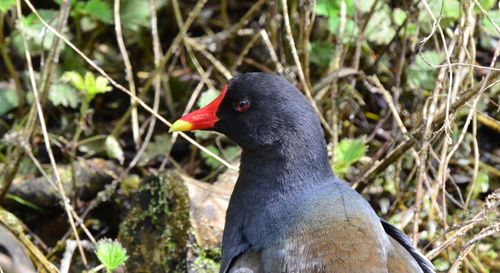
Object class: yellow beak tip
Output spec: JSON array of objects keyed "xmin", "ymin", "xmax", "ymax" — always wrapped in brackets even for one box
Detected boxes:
[{"xmin": 169, "ymin": 119, "xmax": 193, "ymax": 133}]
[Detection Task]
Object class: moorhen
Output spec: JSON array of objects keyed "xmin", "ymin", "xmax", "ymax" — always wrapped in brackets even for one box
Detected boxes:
[{"xmin": 170, "ymin": 73, "xmax": 434, "ymax": 273}]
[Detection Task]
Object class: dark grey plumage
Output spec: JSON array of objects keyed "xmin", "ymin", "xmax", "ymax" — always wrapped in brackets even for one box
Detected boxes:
[{"xmin": 189, "ymin": 72, "xmax": 435, "ymax": 273}]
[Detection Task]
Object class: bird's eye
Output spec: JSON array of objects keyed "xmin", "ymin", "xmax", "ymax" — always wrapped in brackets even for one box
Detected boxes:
[{"xmin": 234, "ymin": 98, "xmax": 251, "ymax": 112}]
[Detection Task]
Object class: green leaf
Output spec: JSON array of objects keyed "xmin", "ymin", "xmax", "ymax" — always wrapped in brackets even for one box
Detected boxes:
[
  {"xmin": 419, "ymin": 0, "xmax": 460, "ymax": 29},
  {"xmin": 201, "ymin": 145, "xmax": 222, "ymax": 169},
  {"xmin": 64, "ymin": 71, "xmax": 112, "ymax": 102},
  {"xmin": 95, "ymin": 76, "xmax": 112, "ymax": 92},
  {"xmin": 316, "ymin": 0, "xmax": 355, "ymax": 17},
  {"xmin": 5, "ymin": 193, "xmax": 44, "ymax": 212},
  {"xmin": 326, "ymin": 17, "xmax": 359, "ymax": 43},
  {"xmin": 468, "ymin": 171, "xmax": 489, "ymax": 200},
  {"xmin": 355, "ymin": 0, "xmax": 376, "ymax": 13},
  {"xmin": 481, "ymin": 10, "xmax": 500, "ymax": 38},
  {"xmin": 0, "ymin": 0, "xmax": 16, "ymax": 13},
  {"xmin": 198, "ymin": 89, "xmax": 220, "ymax": 108},
  {"xmin": 12, "ymin": 10, "xmax": 59, "ymax": 56},
  {"xmin": 474, "ymin": 0, "xmax": 496, "ymax": 13},
  {"xmin": 309, "ymin": 41, "xmax": 334, "ymax": 68},
  {"xmin": 85, "ymin": 73, "xmax": 112, "ymax": 101},
  {"xmin": 424, "ymin": 0, "xmax": 460, "ymax": 20},
  {"xmin": 80, "ymin": 16, "xmax": 98, "ymax": 32},
  {"xmin": 105, "ymin": 136, "xmax": 124, "ymax": 165},
  {"xmin": 120, "ymin": 0, "xmax": 150, "ymax": 31},
  {"xmin": 62, "ymin": 71, "xmax": 85, "ymax": 90},
  {"xmin": 95, "ymin": 239, "xmax": 128, "ymax": 272},
  {"xmin": 140, "ymin": 134, "xmax": 172, "ymax": 165},
  {"xmin": 315, "ymin": 0, "xmax": 335, "ymax": 17},
  {"xmin": 365, "ymin": 4, "xmax": 395, "ymax": 45},
  {"xmin": 53, "ymin": 0, "xmax": 78, "ymax": 6},
  {"xmin": 82, "ymin": 0, "xmax": 113, "ymax": 24},
  {"xmin": 222, "ymin": 146, "xmax": 241, "ymax": 162},
  {"xmin": 433, "ymin": 257, "xmax": 450, "ymax": 271},
  {"xmin": 333, "ymin": 139, "xmax": 366, "ymax": 177},
  {"xmin": 393, "ymin": 8, "xmax": 407, "ymax": 26},
  {"xmin": 194, "ymin": 130, "xmax": 212, "ymax": 140},
  {"xmin": 119, "ymin": 0, "xmax": 167, "ymax": 31},
  {"xmin": 0, "ymin": 88, "xmax": 19, "ymax": 115},
  {"xmin": 336, "ymin": 139, "xmax": 366, "ymax": 165},
  {"xmin": 84, "ymin": 71, "xmax": 96, "ymax": 92},
  {"xmin": 407, "ymin": 51, "xmax": 445, "ymax": 90},
  {"xmin": 201, "ymin": 145, "xmax": 240, "ymax": 168},
  {"xmin": 49, "ymin": 83, "xmax": 80, "ymax": 108}
]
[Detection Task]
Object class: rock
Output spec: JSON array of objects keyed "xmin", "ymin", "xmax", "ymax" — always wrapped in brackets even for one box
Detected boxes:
[
  {"xmin": 118, "ymin": 171, "xmax": 190, "ymax": 273},
  {"xmin": 182, "ymin": 169, "xmax": 237, "ymax": 249},
  {"xmin": 7, "ymin": 159, "xmax": 122, "ymax": 210}
]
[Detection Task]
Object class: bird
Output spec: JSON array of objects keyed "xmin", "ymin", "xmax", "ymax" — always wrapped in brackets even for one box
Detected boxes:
[{"xmin": 170, "ymin": 73, "xmax": 435, "ymax": 273}]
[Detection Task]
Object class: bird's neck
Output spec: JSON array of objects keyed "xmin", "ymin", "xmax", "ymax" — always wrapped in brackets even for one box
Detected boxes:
[{"xmin": 238, "ymin": 135, "xmax": 334, "ymax": 194}]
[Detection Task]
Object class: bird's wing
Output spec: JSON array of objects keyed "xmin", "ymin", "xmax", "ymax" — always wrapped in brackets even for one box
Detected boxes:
[
  {"xmin": 381, "ymin": 219, "xmax": 435, "ymax": 273},
  {"xmin": 231, "ymin": 182, "xmax": 393, "ymax": 273},
  {"xmin": 220, "ymin": 216, "xmax": 252, "ymax": 273}
]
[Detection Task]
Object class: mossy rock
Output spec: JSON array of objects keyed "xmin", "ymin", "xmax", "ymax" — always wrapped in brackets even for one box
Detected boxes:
[{"xmin": 118, "ymin": 171, "xmax": 190, "ymax": 273}]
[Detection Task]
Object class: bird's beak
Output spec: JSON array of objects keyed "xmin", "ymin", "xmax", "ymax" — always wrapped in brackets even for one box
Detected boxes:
[{"xmin": 169, "ymin": 85, "xmax": 228, "ymax": 132}]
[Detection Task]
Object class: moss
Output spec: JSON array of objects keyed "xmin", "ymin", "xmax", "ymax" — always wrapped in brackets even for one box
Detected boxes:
[
  {"xmin": 118, "ymin": 171, "xmax": 190, "ymax": 273},
  {"xmin": 189, "ymin": 243, "xmax": 221, "ymax": 273},
  {"xmin": 190, "ymin": 252, "xmax": 220, "ymax": 273}
]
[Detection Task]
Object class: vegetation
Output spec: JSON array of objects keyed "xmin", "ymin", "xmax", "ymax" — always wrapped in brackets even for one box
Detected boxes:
[{"xmin": 0, "ymin": 0, "xmax": 498, "ymax": 272}]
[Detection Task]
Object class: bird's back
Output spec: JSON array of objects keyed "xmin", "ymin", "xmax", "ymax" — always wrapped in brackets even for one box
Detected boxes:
[{"xmin": 228, "ymin": 181, "xmax": 428, "ymax": 273}]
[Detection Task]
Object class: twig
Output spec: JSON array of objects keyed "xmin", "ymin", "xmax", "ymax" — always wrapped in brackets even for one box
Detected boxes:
[
  {"xmin": 280, "ymin": 0, "xmax": 334, "ymax": 136},
  {"xmin": 60, "ymin": 240, "xmax": 93, "ymax": 273},
  {"xmin": 260, "ymin": 30, "xmax": 284, "ymax": 74},
  {"xmin": 426, "ymin": 190, "xmax": 499, "ymax": 260},
  {"xmin": 114, "ymin": 0, "xmax": 140, "ymax": 148},
  {"xmin": 138, "ymin": 0, "xmax": 209, "ymax": 94},
  {"xmin": 22, "ymin": 145, "xmax": 97, "ymax": 246},
  {"xmin": 110, "ymin": 0, "xmax": 209, "ymax": 137},
  {"xmin": 38, "ymin": 0, "xmax": 71, "ymax": 105},
  {"xmin": 231, "ymin": 30, "xmax": 261, "ymax": 72},
  {"xmin": 353, "ymin": 74, "xmax": 498, "ymax": 189},
  {"xmin": 125, "ymin": 0, "xmax": 163, "ymax": 172},
  {"xmin": 194, "ymin": 0, "xmax": 267, "ymax": 47},
  {"xmin": 22, "ymin": 0, "xmax": 237, "ymax": 171},
  {"xmin": 440, "ymin": 39, "xmax": 500, "ymax": 225},
  {"xmin": 16, "ymin": 0, "xmax": 88, "ymax": 265},
  {"xmin": 448, "ymin": 223, "xmax": 500, "ymax": 273},
  {"xmin": 185, "ymin": 37, "xmax": 232, "ymax": 80},
  {"xmin": 0, "ymin": 205, "xmax": 59, "ymax": 273},
  {"xmin": 298, "ymin": 0, "xmax": 315, "ymax": 83}
]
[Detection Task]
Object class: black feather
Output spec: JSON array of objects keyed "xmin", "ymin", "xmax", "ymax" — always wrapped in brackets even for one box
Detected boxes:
[{"xmin": 380, "ymin": 219, "xmax": 435, "ymax": 273}]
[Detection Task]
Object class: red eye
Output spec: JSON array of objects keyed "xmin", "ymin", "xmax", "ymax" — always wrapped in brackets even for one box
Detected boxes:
[{"xmin": 235, "ymin": 98, "xmax": 251, "ymax": 112}]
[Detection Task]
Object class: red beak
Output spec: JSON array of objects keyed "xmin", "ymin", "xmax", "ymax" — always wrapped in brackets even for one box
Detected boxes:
[{"xmin": 169, "ymin": 85, "xmax": 228, "ymax": 132}]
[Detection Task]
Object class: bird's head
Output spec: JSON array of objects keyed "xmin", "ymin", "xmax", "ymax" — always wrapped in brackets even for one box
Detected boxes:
[{"xmin": 170, "ymin": 72, "xmax": 322, "ymax": 151}]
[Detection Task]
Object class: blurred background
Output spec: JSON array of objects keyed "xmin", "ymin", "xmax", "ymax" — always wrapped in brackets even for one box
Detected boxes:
[{"xmin": 0, "ymin": 0, "xmax": 498, "ymax": 272}]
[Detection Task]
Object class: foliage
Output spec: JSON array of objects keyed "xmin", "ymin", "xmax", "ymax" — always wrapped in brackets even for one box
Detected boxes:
[
  {"xmin": 0, "ymin": 0, "xmax": 15, "ymax": 13},
  {"xmin": 309, "ymin": 41, "xmax": 334, "ymax": 68},
  {"xmin": 0, "ymin": 89, "xmax": 18, "ymax": 115},
  {"xmin": 105, "ymin": 135, "xmax": 124, "ymax": 165},
  {"xmin": 49, "ymin": 83, "xmax": 80, "ymax": 108},
  {"xmin": 407, "ymin": 51, "xmax": 445, "ymax": 91},
  {"xmin": 62, "ymin": 71, "xmax": 112, "ymax": 103},
  {"xmin": 333, "ymin": 139, "xmax": 366, "ymax": 177},
  {"xmin": 0, "ymin": 0, "xmax": 498, "ymax": 272},
  {"xmin": 12, "ymin": 10, "xmax": 60, "ymax": 55},
  {"xmin": 141, "ymin": 134, "xmax": 172, "ymax": 165},
  {"xmin": 95, "ymin": 239, "xmax": 128, "ymax": 273}
]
